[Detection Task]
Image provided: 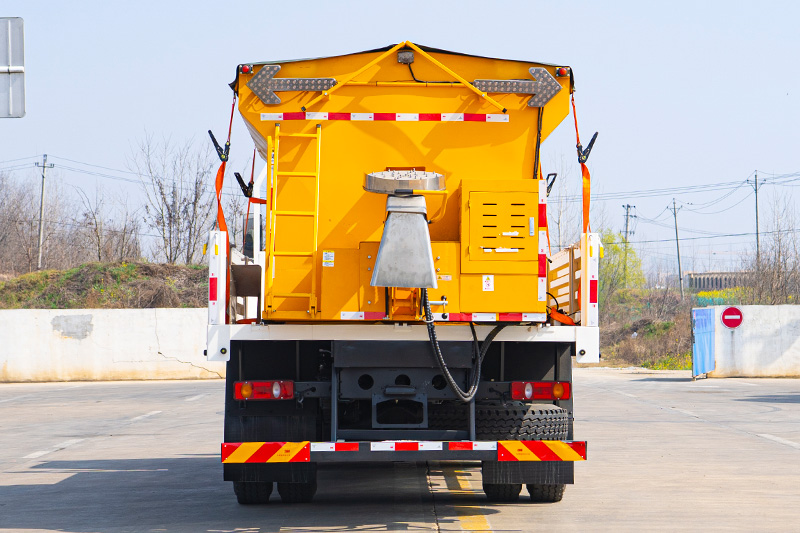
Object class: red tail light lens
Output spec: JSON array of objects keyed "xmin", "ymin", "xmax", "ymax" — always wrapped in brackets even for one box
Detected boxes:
[
  {"xmin": 511, "ymin": 381, "xmax": 571, "ymax": 401},
  {"xmin": 234, "ymin": 381, "xmax": 294, "ymax": 400}
]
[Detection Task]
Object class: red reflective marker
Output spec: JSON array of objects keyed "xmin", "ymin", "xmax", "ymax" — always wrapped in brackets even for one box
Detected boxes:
[{"xmin": 720, "ymin": 306, "xmax": 743, "ymax": 329}]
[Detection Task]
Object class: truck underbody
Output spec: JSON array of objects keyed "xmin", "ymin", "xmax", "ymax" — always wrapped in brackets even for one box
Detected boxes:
[{"xmin": 218, "ymin": 326, "xmax": 588, "ymax": 504}]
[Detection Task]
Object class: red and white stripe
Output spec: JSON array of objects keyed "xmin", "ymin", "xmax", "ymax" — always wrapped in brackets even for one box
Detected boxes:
[
  {"xmin": 311, "ymin": 441, "xmax": 500, "ymax": 452},
  {"xmin": 261, "ymin": 112, "xmax": 509, "ymax": 123},
  {"xmin": 208, "ymin": 231, "xmax": 226, "ymax": 325},
  {"xmin": 537, "ymin": 176, "xmax": 549, "ymax": 303},
  {"xmin": 341, "ymin": 311, "xmax": 547, "ymax": 323},
  {"xmin": 310, "ymin": 442, "xmax": 360, "ymax": 452},
  {"xmin": 584, "ymin": 233, "xmax": 599, "ymax": 327},
  {"xmin": 371, "ymin": 441, "xmax": 443, "ymax": 451}
]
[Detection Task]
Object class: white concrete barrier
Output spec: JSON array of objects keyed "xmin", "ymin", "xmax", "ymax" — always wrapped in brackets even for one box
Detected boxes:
[
  {"xmin": 0, "ymin": 309, "xmax": 225, "ymax": 382},
  {"xmin": 701, "ymin": 305, "xmax": 800, "ymax": 377}
]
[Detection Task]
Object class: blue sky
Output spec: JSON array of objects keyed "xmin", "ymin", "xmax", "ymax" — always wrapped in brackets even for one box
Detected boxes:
[{"xmin": 2, "ymin": 0, "xmax": 799, "ymax": 272}]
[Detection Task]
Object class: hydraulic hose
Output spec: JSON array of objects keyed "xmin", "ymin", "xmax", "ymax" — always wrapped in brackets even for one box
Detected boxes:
[{"xmin": 421, "ymin": 288, "xmax": 507, "ymax": 403}]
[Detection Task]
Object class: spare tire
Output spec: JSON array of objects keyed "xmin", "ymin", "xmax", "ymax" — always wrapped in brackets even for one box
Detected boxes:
[{"xmin": 475, "ymin": 403, "xmax": 569, "ymax": 441}]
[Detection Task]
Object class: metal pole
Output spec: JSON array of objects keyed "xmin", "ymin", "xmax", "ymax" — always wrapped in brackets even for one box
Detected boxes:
[
  {"xmin": 34, "ymin": 154, "xmax": 54, "ymax": 270},
  {"xmin": 755, "ymin": 171, "xmax": 760, "ymax": 265},
  {"xmin": 622, "ymin": 204, "xmax": 634, "ymax": 288},
  {"xmin": 672, "ymin": 198, "xmax": 684, "ymax": 299}
]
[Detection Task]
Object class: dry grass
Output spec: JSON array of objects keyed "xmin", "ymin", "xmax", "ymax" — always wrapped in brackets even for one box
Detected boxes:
[
  {"xmin": 599, "ymin": 291, "xmax": 693, "ymax": 369},
  {"xmin": 0, "ymin": 262, "xmax": 208, "ymax": 309}
]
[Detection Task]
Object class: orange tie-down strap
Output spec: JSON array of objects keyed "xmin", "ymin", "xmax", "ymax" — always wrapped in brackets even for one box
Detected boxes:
[{"xmin": 221, "ymin": 440, "xmax": 586, "ymax": 463}]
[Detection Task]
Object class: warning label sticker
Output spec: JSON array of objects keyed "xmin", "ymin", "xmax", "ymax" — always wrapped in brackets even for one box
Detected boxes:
[
  {"xmin": 482, "ymin": 274, "xmax": 494, "ymax": 291},
  {"xmin": 437, "ymin": 274, "xmax": 452, "ymax": 281},
  {"xmin": 323, "ymin": 250, "xmax": 334, "ymax": 267}
]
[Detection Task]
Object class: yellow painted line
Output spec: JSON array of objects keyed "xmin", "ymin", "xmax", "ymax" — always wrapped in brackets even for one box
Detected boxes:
[
  {"xmin": 545, "ymin": 440, "xmax": 586, "ymax": 461},
  {"xmin": 222, "ymin": 442, "xmax": 263, "ymax": 463},
  {"xmin": 440, "ymin": 464, "xmax": 494, "ymax": 532},
  {"xmin": 266, "ymin": 441, "xmax": 308, "ymax": 463}
]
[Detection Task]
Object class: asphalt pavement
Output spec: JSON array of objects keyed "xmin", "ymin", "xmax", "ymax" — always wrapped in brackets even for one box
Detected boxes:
[{"xmin": 0, "ymin": 368, "xmax": 798, "ymax": 532}]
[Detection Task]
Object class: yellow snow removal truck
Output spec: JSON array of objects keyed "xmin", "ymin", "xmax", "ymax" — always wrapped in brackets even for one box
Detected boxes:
[{"xmin": 207, "ymin": 41, "xmax": 600, "ymax": 505}]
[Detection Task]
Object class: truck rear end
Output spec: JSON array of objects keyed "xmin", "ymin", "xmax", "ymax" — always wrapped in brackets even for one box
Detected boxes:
[{"xmin": 207, "ymin": 41, "xmax": 600, "ymax": 504}]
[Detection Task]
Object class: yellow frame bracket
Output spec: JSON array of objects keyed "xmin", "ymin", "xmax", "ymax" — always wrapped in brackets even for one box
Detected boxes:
[
  {"xmin": 302, "ymin": 41, "xmax": 507, "ymax": 114},
  {"xmin": 302, "ymin": 42, "xmax": 407, "ymax": 111},
  {"xmin": 403, "ymin": 42, "xmax": 506, "ymax": 113}
]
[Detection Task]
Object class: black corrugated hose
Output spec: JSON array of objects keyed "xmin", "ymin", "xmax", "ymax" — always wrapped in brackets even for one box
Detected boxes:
[{"xmin": 421, "ymin": 288, "xmax": 507, "ymax": 403}]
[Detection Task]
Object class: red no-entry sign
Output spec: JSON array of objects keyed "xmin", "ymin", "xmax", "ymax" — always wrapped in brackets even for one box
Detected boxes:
[{"xmin": 720, "ymin": 306, "xmax": 743, "ymax": 329}]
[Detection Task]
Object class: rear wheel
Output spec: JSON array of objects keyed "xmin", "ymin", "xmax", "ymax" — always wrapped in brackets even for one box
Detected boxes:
[
  {"xmin": 277, "ymin": 480, "xmax": 318, "ymax": 503},
  {"xmin": 477, "ymin": 403, "xmax": 569, "ymax": 502},
  {"xmin": 527, "ymin": 483, "xmax": 565, "ymax": 503},
  {"xmin": 233, "ymin": 481, "xmax": 273, "ymax": 504},
  {"xmin": 482, "ymin": 482, "xmax": 522, "ymax": 502}
]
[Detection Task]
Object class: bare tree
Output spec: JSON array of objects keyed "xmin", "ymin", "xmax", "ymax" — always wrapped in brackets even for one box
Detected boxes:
[
  {"xmin": 129, "ymin": 134, "xmax": 215, "ymax": 264},
  {"xmin": 546, "ymin": 155, "xmax": 581, "ymax": 251},
  {"xmin": 743, "ymin": 193, "xmax": 800, "ymax": 304},
  {"xmin": 75, "ymin": 186, "xmax": 142, "ymax": 262}
]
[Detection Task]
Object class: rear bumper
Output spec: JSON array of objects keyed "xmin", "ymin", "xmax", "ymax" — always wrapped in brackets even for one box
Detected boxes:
[{"xmin": 221, "ymin": 440, "xmax": 587, "ymax": 464}]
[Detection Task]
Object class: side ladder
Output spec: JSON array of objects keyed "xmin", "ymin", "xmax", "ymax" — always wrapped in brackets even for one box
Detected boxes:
[{"xmin": 265, "ymin": 123, "xmax": 322, "ymax": 318}]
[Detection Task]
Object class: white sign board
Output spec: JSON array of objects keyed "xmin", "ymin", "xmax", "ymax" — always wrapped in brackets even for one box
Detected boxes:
[{"xmin": 1, "ymin": 17, "xmax": 25, "ymax": 118}]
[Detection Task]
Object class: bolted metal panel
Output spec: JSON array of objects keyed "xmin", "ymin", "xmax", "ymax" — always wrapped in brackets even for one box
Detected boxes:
[
  {"xmin": 472, "ymin": 67, "xmax": 561, "ymax": 108},
  {"xmin": 246, "ymin": 64, "xmax": 337, "ymax": 105},
  {"xmin": 364, "ymin": 169, "xmax": 445, "ymax": 194},
  {"xmin": 371, "ymin": 195, "xmax": 437, "ymax": 289},
  {"xmin": 1, "ymin": 17, "xmax": 25, "ymax": 118}
]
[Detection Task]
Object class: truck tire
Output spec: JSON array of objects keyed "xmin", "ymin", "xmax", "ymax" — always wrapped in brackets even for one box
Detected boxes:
[
  {"xmin": 428, "ymin": 403, "xmax": 469, "ymax": 430},
  {"xmin": 476, "ymin": 403, "xmax": 568, "ymax": 502},
  {"xmin": 233, "ymin": 481, "xmax": 273, "ymax": 504},
  {"xmin": 527, "ymin": 483, "xmax": 565, "ymax": 503},
  {"xmin": 476, "ymin": 403, "xmax": 568, "ymax": 440},
  {"xmin": 482, "ymin": 482, "xmax": 522, "ymax": 502},
  {"xmin": 277, "ymin": 480, "xmax": 317, "ymax": 503}
]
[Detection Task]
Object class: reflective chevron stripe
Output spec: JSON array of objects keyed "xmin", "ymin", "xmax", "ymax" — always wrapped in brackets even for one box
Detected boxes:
[
  {"xmin": 221, "ymin": 440, "xmax": 586, "ymax": 463},
  {"xmin": 497, "ymin": 440, "xmax": 587, "ymax": 461},
  {"xmin": 221, "ymin": 441, "xmax": 310, "ymax": 463}
]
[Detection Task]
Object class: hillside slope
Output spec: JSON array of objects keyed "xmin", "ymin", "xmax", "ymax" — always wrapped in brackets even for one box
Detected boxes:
[{"xmin": 0, "ymin": 262, "xmax": 208, "ymax": 309}]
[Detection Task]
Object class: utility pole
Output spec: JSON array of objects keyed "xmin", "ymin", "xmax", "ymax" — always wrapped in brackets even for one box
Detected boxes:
[
  {"xmin": 671, "ymin": 198, "xmax": 684, "ymax": 299},
  {"xmin": 34, "ymin": 154, "xmax": 54, "ymax": 270},
  {"xmin": 747, "ymin": 171, "xmax": 762, "ymax": 265},
  {"xmin": 622, "ymin": 204, "xmax": 635, "ymax": 288}
]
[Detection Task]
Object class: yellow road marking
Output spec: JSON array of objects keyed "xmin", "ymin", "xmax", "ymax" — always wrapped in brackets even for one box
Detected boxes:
[{"xmin": 440, "ymin": 464, "xmax": 494, "ymax": 532}]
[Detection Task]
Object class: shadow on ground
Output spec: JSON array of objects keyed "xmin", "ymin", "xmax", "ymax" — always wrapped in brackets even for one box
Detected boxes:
[
  {"xmin": 633, "ymin": 377, "xmax": 692, "ymax": 383},
  {"xmin": 735, "ymin": 394, "xmax": 800, "ymax": 404},
  {"xmin": 0, "ymin": 458, "xmax": 497, "ymax": 532}
]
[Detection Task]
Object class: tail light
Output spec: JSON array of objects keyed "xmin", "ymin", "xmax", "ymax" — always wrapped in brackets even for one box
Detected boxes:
[
  {"xmin": 510, "ymin": 381, "xmax": 571, "ymax": 401},
  {"xmin": 234, "ymin": 381, "xmax": 294, "ymax": 400}
]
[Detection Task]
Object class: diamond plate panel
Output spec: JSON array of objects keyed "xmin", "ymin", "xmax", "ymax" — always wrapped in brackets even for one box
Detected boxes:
[{"xmin": 246, "ymin": 64, "xmax": 337, "ymax": 105}]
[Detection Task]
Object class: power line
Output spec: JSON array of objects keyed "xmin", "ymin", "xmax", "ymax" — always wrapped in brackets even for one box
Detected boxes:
[
  {"xmin": 605, "ymin": 226, "xmax": 800, "ymax": 245},
  {"xmin": 0, "ymin": 155, "xmax": 42, "ymax": 165}
]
